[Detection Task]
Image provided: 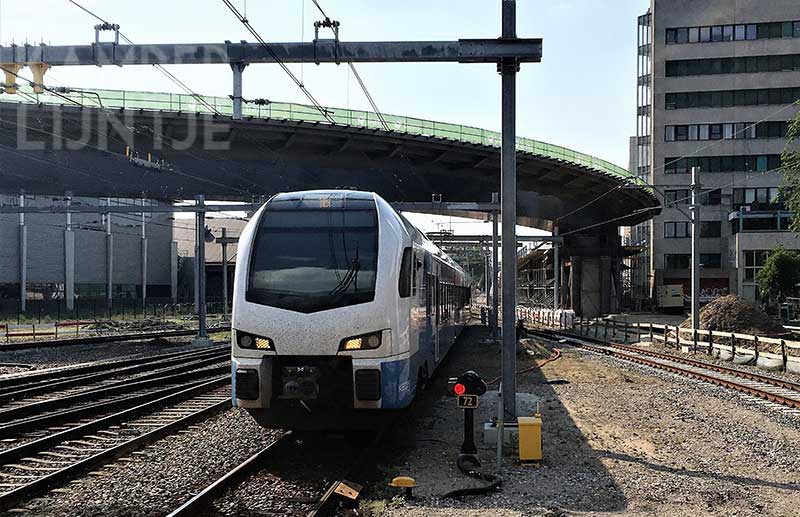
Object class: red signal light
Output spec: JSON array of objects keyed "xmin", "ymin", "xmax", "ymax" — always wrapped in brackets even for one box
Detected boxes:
[{"xmin": 454, "ymin": 383, "xmax": 466, "ymax": 396}]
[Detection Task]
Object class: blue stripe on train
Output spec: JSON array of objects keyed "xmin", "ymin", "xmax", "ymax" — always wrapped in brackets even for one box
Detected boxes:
[{"xmin": 380, "ymin": 357, "xmax": 414, "ymax": 409}]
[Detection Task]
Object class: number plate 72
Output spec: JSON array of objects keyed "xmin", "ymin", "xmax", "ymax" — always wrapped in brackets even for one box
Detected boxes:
[{"xmin": 457, "ymin": 394, "xmax": 479, "ymax": 409}]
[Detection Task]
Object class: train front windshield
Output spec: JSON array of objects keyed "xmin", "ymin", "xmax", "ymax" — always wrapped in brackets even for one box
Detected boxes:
[{"xmin": 247, "ymin": 205, "xmax": 379, "ymax": 313}]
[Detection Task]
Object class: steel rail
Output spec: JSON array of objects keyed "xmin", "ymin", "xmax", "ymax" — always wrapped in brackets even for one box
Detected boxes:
[
  {"xmin": 539, "ymin": 328, "xmax": 800, "ymax": 393},
  {"xmin": 532, "ymin": 329, "xmax": 800, "ymax": 411},
  {"xmin": 0, "ymin": 351, "xmax": 227, "ymax": 417},
  {"xmin": 0, "ymin": 377, "xmax": 218, "ymax": 446},
  {"xmin": 166, "ymin": 433, "xmax": 293, "ymax": 517},
  {"xmin": 0, "ymin": 378, "xmax": 231, "ymax": 512},
  {"xmin": 167, "ymin": 420, "xmax": 389, "ymax": 516},
  {"xmin": 0, "ymin": 347, "xmax": 227, "ymax": 401},
  {"xmin": 0, "ymin": 344, "xmax": 222, "ymax": 391},
  {"xmin": 0, "ymin": 358, "xmax": 230, "ymax": 428}
]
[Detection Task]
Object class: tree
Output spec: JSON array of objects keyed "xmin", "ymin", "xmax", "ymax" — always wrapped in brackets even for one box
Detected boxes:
[
  {"xmin": 756, "ymin": 246, "xmax": 800, "ymax": 303},
  {"xmin": 782, "ymin": 103, "xmax": 800, "ymax": 232}
]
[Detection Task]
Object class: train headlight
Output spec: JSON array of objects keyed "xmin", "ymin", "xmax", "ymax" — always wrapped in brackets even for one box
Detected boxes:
[
  {"xmin": 237, "ymin": 331, "xmax": 274, "ymax": 351},
  {"xmin": 339, "ymin": 331, "xmax": 382, "ymax": 351}
]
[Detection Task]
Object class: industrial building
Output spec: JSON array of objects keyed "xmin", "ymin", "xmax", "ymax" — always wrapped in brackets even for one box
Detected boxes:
[
  {"xmin": 0, "ymin": 194, "xmax": 177, "ymax": 316},
  {"xmin": 632, "ymin": 0, "xmax": 800, "ymax": 304}
]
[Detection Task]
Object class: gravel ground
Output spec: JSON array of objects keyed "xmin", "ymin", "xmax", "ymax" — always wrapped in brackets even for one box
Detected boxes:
[
  {"xmin": 12, "ymin": 408, "xmax": 279, "ymax": 517},
  {"xmin": 369, "ymin": 325, "xmax": 800, "ymax": 517},
  {"xmin": 0, "ymin": 337, "xmax": 225, "ymax": 376},
  {"xmin": 213, "ymin": 435, "xmax": 370, "ymax": 516}
]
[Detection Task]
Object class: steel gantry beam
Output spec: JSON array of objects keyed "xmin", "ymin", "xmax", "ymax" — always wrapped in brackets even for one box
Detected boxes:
[{"xmin": 0, "ymin": 39, "xmax": 542, "ymax": 66}]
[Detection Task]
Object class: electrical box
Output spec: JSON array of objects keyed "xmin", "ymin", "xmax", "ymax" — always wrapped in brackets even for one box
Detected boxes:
[
  {"xmin": 518, "ymin": 414, "xmax": 542, "ymax": 463},
  {"xmin": 657, "ymin": 284, "xmax": 684, "ymax": 309}
]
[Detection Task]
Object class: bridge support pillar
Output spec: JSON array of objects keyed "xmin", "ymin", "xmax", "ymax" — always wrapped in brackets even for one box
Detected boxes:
[
  {"xmin": 231, "ymin": 62, "xmax": 248, "ymax": 120},
  {"xmin": 562, "ymin": 227, "xmax": 623, "ymax": 318}
]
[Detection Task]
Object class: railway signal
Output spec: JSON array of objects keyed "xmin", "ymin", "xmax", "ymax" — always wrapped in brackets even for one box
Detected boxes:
[{"xmin": 450, "ymin": 371, "xmax": 487, "ymax": 456}]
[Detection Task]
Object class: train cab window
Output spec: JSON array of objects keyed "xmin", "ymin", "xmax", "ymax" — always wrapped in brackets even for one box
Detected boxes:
[
  {"xmin": 399, "ymin": 248, "xmax": 413, "ymax": 298},
  {"xmin": 247, "ymin": 195, "xmax": 379, "ymax": 313}
]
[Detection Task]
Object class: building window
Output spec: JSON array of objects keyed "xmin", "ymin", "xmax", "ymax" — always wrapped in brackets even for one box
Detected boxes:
[
  {"xmin": 666, "ymin": 20, "xmax": 800, "ymax": 44},
  {"xmin": 700, "ymin": 253, "xmax": 722, "ymax": 268},
  {"xmin": 665, "ymin": 254, "xmax": 691, "ymax": 270},
  {"xmin": 701, "ymin": 189, "xmax": 722, "ymax": 205},
  {"xmin": 664, "ymin": 221, "xmax": 690, "ymax": 238},
  {"xmin": 700, "ymin": 221, "xmax": 721, "ymax": 238},
  {"xmin": 665, "ymin": 87, "xmax": 800, "ymax": 110},
  {"xmin": 667, "ymin": 121, "xmax": 785, "ymax": 142},
  {"xmin": 665, "ymin": 189, "xmax": 690, "ymax": 206},
  {"xmin": 665, "ymin": 54, "xmax": 800, "ymax": 77},
  {"xmin": 732, "ymin": 187, "xmax": 782, "ymax": 209},
  {"xmin": 743, "ymin": 250, "xmax": 769, "ymax": 296},
  {"xmin": 665, "ymin": 155, "xmax": 780, "ymax": 174}
]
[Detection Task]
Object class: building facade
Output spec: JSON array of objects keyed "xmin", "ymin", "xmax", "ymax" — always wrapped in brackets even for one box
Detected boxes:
[{"xmin": 636, "ymin": 0, "xmax": 800, "ymax": 303}]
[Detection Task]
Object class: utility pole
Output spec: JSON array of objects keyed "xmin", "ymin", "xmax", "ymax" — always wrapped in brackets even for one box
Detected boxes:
[
  {"xmin": 193, "ymin": 195, "xmax": 212, "ymax": 346},
  {"xmin": 691, "ymin": 166, "xmax": 701, "ymax": 333},
  {"xmin": 500, "ymin": 0, "xmax": 519, "ymax": 422}
]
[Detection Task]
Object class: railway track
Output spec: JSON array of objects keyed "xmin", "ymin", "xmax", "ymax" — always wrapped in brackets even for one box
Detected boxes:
[
  {"xmin": 0, "ymin": 347, "xmax": 229, "ymax": 450},
  {"xmin": 0, "ymin": 347, "xmax": 227, "ymax": 405},
  {"xmin": 168, "ymin": 429, "xmax": 387, "ymax": 516},
  {"xmin": 530, "ymin": 328, "xmax": 800, "ymax": 413},
  {"xmin": 0, "ymin": 377, "xmax": 231, "ymax": 513}
]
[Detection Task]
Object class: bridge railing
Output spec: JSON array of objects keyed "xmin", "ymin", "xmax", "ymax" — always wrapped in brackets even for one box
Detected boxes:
[{"xmin": 7, "ymin": 86, "xmax": 644, "ymax": 185}]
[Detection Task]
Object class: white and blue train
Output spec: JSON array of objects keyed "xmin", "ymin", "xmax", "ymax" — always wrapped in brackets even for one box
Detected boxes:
[{"xmin": 231, "ymin": 190, "xmax": 470, "ymax": 430}]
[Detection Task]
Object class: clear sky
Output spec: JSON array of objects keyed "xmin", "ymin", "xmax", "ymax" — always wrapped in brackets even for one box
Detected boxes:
[{"xmin": 0, "ymin": 0, "xmax": 647, "ymax": 235}]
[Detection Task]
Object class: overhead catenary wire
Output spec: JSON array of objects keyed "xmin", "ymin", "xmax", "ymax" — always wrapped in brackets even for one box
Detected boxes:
[
  {"xmin": 558, "ymin": 163, "xmax": 787, "ymax": 238},
  {"xmin": 66, "ymin": 0, "xmax": 221, "ymax": 116},
  {"xmin": 310, "ymin": 0, "xmax": 389, "ymax": 131},
  {"xmin": 221, "ymin": 0, "xmax": 335, "ymax": 124}
]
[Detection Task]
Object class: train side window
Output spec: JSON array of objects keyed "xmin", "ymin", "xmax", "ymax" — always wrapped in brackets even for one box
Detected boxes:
[
  {"xmin": 399, "ymin": 248, "xmax": 413, "ymax": 298},
  {"xmin": 425, "ymin": 274, "xmax": 431, "ymax": 314},
  {"xmin": 411, "ymin": 251, "xmax": 418, "ymax": 296}
]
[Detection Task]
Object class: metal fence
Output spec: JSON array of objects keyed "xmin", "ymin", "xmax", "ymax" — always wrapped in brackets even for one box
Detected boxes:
[{"xmin": 0, "ymin": 297, "xmax": 227, "ymax": 325}]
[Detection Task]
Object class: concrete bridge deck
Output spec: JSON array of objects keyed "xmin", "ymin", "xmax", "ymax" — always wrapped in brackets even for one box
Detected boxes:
[{"xmin": 0, "ymin": 87, "xmax": 658, "ymax": 231}]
